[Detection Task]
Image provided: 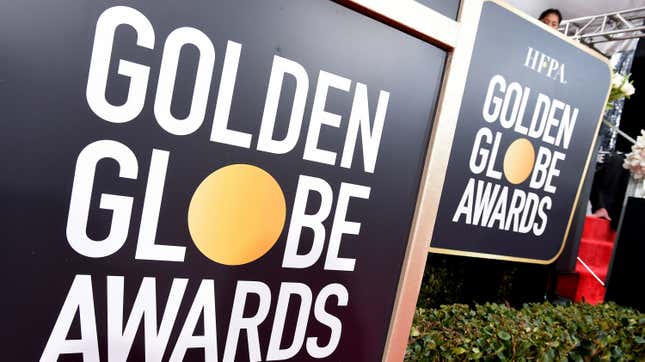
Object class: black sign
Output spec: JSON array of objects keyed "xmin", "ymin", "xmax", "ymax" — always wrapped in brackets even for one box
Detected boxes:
[
  {"xmin": 0, "ymin": 0, "xmax": 446, "ymax": 360},
  {"xmin": 431, "ymin": 2, "xmax": 610, "ymax": 263}
]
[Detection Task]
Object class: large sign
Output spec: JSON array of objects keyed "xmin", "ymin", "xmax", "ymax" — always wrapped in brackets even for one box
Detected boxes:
[
  {"xmin": 430, "ymin": 2, "xmax": 611, "ymax": 263},
  {"xmin": 0, "ymin": 0, "xmax": 446, "ymax": 360}
]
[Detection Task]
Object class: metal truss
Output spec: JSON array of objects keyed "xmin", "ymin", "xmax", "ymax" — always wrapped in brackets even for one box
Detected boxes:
[{"xmin": 559, "ymin": 7, "xmax": 645, "ymax": 44}]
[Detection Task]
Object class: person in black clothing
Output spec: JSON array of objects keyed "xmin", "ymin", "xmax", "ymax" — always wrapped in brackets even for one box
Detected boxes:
[{"xmin": 589, "ymin": 152, "xmax": 631, "ymax": 229}]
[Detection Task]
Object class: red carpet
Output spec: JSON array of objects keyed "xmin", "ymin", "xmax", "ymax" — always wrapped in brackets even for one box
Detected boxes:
[{"xmin": 556, "ymin": 216, "xmax": 616, "ymax": 304}]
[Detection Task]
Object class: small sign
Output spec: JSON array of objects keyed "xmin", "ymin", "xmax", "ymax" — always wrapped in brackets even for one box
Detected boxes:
[{"xmin": 431, "ymin": 1, "xmax": 611, "ymax": 263}]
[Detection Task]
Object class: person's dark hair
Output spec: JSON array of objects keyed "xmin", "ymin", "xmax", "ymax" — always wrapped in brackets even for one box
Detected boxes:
[{"xmin": 539, "ymin": 8, "xmax": 562, "ymax": 23}]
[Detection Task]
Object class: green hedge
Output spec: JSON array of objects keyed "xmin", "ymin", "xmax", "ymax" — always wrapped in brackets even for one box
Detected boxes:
[{"xmin": 406, "ymin": 302, "xmax": 645, "ymax": 361}]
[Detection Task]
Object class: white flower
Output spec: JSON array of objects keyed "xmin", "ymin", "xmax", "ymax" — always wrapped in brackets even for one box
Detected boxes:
[
  {"xmin": 624, "ymin": 130, "xmax": 645, "ymax": 178},
  {"xmin": 612, "ymin": 73, "xmax": 625, "ymax": 87},
  {"xmin": 620, "ymin": 81, "xmax": 636, "ymax": 96}
]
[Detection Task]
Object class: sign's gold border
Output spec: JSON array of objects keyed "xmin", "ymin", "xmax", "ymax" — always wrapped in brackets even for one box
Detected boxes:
[{"xmin": 337, "ymin": 0, "xmax": 459, "ymax": 49}]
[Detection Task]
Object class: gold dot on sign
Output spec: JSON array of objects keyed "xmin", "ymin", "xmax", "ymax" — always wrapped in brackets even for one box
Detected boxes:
[
  {"xmin": 188, "ymin": 164, "xmax": 286, "ymax": 265},
  {"xmin": 503, "ymin": 138, "xmax": 536, "ymax": 185}
]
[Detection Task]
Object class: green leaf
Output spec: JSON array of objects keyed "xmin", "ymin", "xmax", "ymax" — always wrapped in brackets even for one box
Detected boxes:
[
  {"xmin": 498, "ymin": 331, "xmax": 511, "ymax": 341},
  {"xmin": 451, "ymin": 347, "xmax": 467, "ymax": 355},
  {"xmin": 568, "ymin": 351, "xmax": 583, "ymax": 362},
  {"xmin": 541, "ymin": 348, "xmax": 555, "ymax": 362}
]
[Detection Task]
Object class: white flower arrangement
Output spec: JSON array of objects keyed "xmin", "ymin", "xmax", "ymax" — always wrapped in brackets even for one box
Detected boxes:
[
  {"xmin": 623, "ymin": 129, "xmax": 645, "ymax": 180},
  {"xmin": 607, "ymin": 71, "xmax": 635, "ymax": 108}
]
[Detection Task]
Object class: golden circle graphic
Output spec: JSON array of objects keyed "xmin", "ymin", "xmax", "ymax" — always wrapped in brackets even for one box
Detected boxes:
[
  {"xmin": 188, "ymin": 164, "xmax": 286, "ymax": 265},
  {"xmin": 503, "ymin": 138, "xmax": 536, "ymax": 185}
]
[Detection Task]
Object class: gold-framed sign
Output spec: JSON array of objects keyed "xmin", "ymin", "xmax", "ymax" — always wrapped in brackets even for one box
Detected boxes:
[
  {"xmin": 429, "ymin": 1, "xmax": 611, "ymax": 265},
  {"xmin": 2, "ymin": 0, "xmax": 448, "ymax": 361}
]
